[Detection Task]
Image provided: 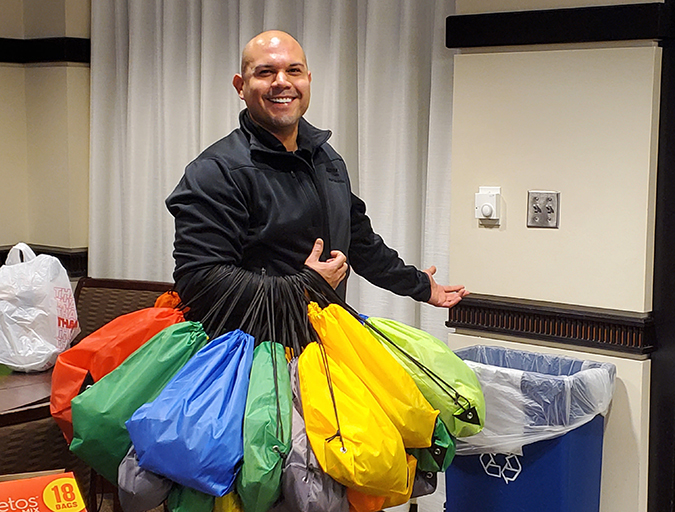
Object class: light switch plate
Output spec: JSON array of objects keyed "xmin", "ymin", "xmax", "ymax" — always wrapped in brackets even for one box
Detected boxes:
[{"xmin": 527, "ymin": 191, "xmax": 560, "ymax": 228}]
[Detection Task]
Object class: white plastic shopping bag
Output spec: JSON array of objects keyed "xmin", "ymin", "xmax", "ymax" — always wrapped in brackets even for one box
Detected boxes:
[{"xmin": 0, "ymin": 243, "xmax": 80, "ymax": 372}]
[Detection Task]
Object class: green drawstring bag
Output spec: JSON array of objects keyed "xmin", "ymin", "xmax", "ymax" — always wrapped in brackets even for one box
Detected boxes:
[
  {"xmin": 366, "ymin": 317, "xmax": 485, "ymax": 438},
  {"xmin": 409, "ymin": 417, "xmax": 456, "ymax": 473},
  {"xmin": 167, "ymin": 485, "xmax": 214, "ymax": 512},
  {"xmin": 236, "ymin": 341, "xmax": 292, "ymax": 512},
  {"xmin": 69, "ymin": 321, "xmax": 209, "ymax": 484}
]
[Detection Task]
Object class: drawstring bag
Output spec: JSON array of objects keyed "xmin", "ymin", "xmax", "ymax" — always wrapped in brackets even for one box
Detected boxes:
[
  {"xmin": 298, "ymin": 341, "xmax": 410, "ymax": 496},
  {"xmin": 349, "ymin": 421, "xmax": 451, "ymax": 511},
  {"xmin": 307, "ymin": 302, "xmax": 438, "ymax": 449},
  {"xmin": 365, "ymin": 317, "xmax": 485, "ymax": 438},
  {"xmin": 127, "ymin": 329, "xmax": 254, "ymax": 497},
  {"xmin": 236, "ymin": 341, "xmax": 292, "ymax": 512},
  {"xmin": 346, "ymin": 453, "xmax": 418, "ymax": 512},
  {"xmin": 346, "ymin": 489, "xmax": 384, "ymax": 512},
  {"xmin": 117, "ymin": 445, "xmax": 173, "ymax": 512},
  {"xmin": 215, "ymin": 493, "xmax": 244, "ymax": 512},
  {"xmin": 411, "ymin": 470, "xmax": 437, "ymax": 499},
  {"xmin": 348, "ymin": 469, "xmax": 438, "ymax": 510},
  {"xmin": 296, "ymin": 268, "xmax": 483, "ymax": 438},
  {"xmin": 69, "ymin": 321, "xmax": 208, "ymax": 484},
  {"xmin": 154, "ymin": 290, "xmax": 182, "ymax": 308},
  {"xmin": 0, "ymin": 242, "xmax": 80, "ymax": 372},
  {"xmin": 51, "ymin": 306, "xmax": 185, "ymax": 442},
  {"xmin": 408, "ymin": 417, "xmax": 456, "ymax": 473},
  {"xmin": 167, "ymin": 485, "xmax": 214, "ymax": 512},
  {"xmin": 270, "ymin": 358, "xmax": 348, "ymax": 512}
]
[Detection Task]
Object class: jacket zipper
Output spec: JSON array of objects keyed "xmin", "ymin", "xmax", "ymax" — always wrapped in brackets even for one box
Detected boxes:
[
  {"xmin": 292, "ymin": 155, "xmax": 332, "ymax": 259},
  {"xmin": 254, "ymin": 146, "xmax": 333, "ymax": 260}
]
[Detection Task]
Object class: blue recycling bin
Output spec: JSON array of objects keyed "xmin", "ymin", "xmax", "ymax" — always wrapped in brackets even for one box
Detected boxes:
[{"xmin": 445, "ymin": 346, "xmax": 615, "ymax": 512}]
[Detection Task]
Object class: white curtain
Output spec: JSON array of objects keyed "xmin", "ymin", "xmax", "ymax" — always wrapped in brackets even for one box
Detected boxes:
[{"xmin": 90, "ymin": 0, "xmax": 456, "ymax": 339}]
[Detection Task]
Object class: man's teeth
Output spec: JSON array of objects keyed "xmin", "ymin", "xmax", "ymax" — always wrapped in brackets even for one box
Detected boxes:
[{"xmin": 269, "ymin": 98, "xmax": 293, "ymax": 103}]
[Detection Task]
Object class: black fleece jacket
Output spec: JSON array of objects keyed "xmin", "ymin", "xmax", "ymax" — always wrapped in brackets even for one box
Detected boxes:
[{"xmin": 166, "ymin": 110, "xmax": 431, "ymax": 309}]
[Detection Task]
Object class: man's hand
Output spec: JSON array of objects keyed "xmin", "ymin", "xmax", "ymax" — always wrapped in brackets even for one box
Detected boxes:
[
  {"xmin": 424, "ymin": 266, "xmax": 469, "ymax": 308},
  {"xmin": 304, "ymin": 238, "xmax": 348, "ymax": 289}
]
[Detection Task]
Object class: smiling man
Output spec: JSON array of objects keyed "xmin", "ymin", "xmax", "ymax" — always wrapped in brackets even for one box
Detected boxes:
[
  {"xmin": 232, "ymin": 32, "xmax": 311, "ymax": 151},
  {"xmin": 166, "ymin": 30, "xmax": 467, "ymax": 328}
]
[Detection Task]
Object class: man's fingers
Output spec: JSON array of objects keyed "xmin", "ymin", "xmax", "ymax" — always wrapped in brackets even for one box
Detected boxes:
[
  {"xmin": 424, "ymin": 265, "xmax": 438, "ymax": 277},
  {"xmin": 306, "ymin": 238, "xmax": 324, "ymax": 263},
  {"xmin": 444, "ymin": 284, "xmax": 466, "ymax": 293},
  {"xmin": 329, "ymin": 250, "xmax": 347, "ymax": 265}
]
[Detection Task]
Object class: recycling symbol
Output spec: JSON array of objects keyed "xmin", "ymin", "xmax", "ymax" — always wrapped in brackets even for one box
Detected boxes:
[{"xmin": 480, "ymin": 453, "xmax": 522, "ymax": 483}]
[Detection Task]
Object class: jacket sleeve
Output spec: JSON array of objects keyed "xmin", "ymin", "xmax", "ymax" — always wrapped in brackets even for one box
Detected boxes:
[
  {"xmin": 347, "ymin": 193, "xmax": 431, "ymax": 302},
  {"xmin": 166, "ymin": 157, "xmax": 249, "ymax": 283}
]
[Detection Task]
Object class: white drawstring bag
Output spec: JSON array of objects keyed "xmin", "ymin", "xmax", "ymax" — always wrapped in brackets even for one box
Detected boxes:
[{"xmin": 0, "ymin": 243, "xmax": 80, "ymax": 372}]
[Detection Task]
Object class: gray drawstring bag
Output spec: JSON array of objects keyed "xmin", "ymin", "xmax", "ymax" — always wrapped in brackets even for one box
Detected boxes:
[
  {"xmin": 270, "ymin": 359, "xmax": 348, "ymax": 512},
  {"xmin": 411, "ymin": 469, "xmax": 437, "ymax": 498},
  {"xmin": 118, "ymin": 445, "xmax": 173, "ymax": 512}
]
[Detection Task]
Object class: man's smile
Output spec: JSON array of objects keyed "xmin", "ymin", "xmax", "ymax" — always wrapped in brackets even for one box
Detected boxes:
[{"xmin": 267, "ymin": 97, "xmax": 295, "ymax": 104}]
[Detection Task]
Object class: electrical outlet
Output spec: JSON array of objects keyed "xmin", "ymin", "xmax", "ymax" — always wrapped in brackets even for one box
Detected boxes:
[{"xmin": 527, "ymin": 191, "xmax": 560, "ymax": 228}]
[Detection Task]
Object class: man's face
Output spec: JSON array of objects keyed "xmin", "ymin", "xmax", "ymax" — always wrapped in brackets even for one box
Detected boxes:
[{"xmin": 233, "ymin": 35, "xmax": 311, "ymax": 139}]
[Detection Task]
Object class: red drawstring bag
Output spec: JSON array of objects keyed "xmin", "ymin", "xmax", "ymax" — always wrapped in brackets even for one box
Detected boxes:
[{"xmin": 50, "ymin": 307, "xmax": 185, "ymax": 442}]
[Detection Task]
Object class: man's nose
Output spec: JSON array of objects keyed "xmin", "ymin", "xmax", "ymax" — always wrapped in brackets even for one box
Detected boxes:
[{"xmin": 272, "ymin": 71, "xmax": 289, "ymax": 86}]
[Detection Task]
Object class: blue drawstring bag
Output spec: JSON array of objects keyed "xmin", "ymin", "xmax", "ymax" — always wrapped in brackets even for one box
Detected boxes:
[{"xmin": 126, "ymin": 329, "xmax": 255, "ymax": 496}]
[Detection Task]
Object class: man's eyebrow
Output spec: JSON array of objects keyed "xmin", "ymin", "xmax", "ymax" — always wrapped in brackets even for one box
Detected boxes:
[{"xmin": 253, "ymin": 62, "xmax": 306, "ymax": 71}]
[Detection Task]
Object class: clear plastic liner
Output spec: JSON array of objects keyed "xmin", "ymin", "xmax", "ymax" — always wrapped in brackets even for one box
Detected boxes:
[{"xmin": 453, "ymin": 345, "xmax": 616, "ymax": 456}]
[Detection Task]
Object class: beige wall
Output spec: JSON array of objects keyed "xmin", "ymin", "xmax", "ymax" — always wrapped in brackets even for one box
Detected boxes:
[
  {"xmin": 65, "ymin": 66, "xmax": 90, "ymax": 247},
  {"xmin": 449, "ymin": 44, "xmax": 661, "ymax": 313},
  {"xmin": 456, "ymin": 0, "xmax": 663, "ymax": 14},
  {"xmin": 0, "ymin": 66, "xmax": 29, "ymax": 244},
  {"xmin": 0, "ymin": 0, "xmax": 90, "ymax": 249},
  {"xmin": 65, "ymin": 0, "xmax": 91, "ymax": 38},
  {"xmin": 0, "ymin": 0, "xmax": 25, "ymax": 37},
  {"xmin": 24, "ymin": 65, "xmax": 89, "ymax": 247}
]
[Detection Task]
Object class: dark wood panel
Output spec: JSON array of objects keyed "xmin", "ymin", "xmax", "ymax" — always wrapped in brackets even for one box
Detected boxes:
[
  {"xmin": 0, "ymin": 245, "xmax": 88, "ymax": 278},
  {"xmin": 447, "ymin": 293, "xmax": 654, "ymax": 354},
  {"xmin": 0, "ymin": 37, "xmax": 90, "ymax": 64},
  {"xmin": 446, "ymin": 3, "xmax": 674, "ymax": 48}
]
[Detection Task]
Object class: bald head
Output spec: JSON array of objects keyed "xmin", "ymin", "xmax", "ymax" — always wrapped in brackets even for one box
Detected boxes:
[
  {"xmin": 240, "ymin": 30, "xmax": 308, "ymax": 77},
  {"xmin": 233, "ymin": 30, "xmax": 312, "ymax": 151}
]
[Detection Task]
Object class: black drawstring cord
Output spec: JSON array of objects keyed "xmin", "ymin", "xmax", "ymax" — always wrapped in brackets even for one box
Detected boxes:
[{"xmin": 317, "ymin": 340, "xmax": 346, "ymax": 453}]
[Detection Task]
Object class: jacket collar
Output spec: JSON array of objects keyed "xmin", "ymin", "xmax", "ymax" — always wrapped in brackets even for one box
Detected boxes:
[{"xmin": 239, "ymin": 109, "xmax": 332, "ymax": 155}]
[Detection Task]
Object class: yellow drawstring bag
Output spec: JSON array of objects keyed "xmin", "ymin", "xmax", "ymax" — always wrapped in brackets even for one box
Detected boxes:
[
  {"xmin": 307, "ymin": 302, "xmax": 438, "ymax": 449},
  {"xmin": 382, "ymin": 453, "xmax": 417, "ymax": 508},
  {"xmin": 298, "ymin": 341, "xmax": 409, "ymax": 496},
  {"xmin": 214, "ymin": 492, "xmax": 243, "ymax": 512},
  {"xmin": 347, "ymin": 453, "xmax": 418, "ymax": 512}
]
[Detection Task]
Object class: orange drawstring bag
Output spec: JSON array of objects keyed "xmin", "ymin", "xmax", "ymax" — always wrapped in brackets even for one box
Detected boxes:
[{"xmin": 50, "ymin": 307, "xmax": 185, "ymax": 442}]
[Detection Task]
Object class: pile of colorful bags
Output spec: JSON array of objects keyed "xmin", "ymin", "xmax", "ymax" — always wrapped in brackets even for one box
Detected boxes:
[{"xmin": 50, "ymin": 267, "xmax": 486, "ymax": 512}]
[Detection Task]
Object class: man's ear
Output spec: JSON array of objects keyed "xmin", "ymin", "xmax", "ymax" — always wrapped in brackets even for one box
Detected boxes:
[{"xmin": 232, "ymin": 74, "xmax": 245, "ymax": 99}]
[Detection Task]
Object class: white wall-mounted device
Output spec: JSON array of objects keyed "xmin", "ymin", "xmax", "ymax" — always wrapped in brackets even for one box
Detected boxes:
[{"xmin": 475, "ymin": 186, "xmax": 501, "ymax": 224}]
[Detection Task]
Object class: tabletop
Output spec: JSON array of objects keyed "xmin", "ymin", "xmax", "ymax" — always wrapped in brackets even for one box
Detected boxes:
[{"xmin": 0, "ymin": 365, "xmax": 52, "ymax": 427}]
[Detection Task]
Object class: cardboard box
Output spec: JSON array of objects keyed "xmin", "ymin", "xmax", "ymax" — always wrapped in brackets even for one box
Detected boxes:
[{"xmin": 0, "ymin": 471, "xmax": 85, "ymax": 512}]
